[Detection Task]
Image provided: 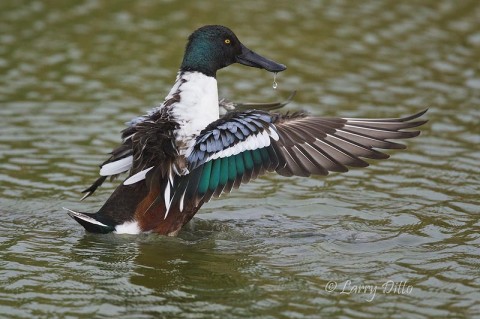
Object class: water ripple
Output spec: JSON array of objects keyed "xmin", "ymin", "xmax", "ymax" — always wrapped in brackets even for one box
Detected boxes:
[{"xmin": 1, "ymin": 1, "xmax": 479, "ymax": 318}]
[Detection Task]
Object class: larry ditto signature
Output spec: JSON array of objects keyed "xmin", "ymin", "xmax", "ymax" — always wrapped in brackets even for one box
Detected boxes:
[{"xmin": 324, "ymin": 280, "xmax": 413, "ymax": 302}]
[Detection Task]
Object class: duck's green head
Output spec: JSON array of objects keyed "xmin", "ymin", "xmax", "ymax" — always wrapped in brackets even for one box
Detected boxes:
[{"xmin": 181, "ymin": 25, "xmax": 286, "ymax": 77}]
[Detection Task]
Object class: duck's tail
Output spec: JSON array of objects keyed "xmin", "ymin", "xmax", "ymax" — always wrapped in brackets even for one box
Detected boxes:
[{"xmin": 64, "ymin": 207, "xmax": 115, "ymax": 234}]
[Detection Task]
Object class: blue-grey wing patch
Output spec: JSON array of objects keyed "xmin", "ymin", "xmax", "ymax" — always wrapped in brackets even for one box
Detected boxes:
[
  {"xmin": 167, "ymin": 111, "xmax": 280, "ymax": 210},
  {"xmin": 188, "ymin": 110, "xmax": 279, "ymax": 170}
]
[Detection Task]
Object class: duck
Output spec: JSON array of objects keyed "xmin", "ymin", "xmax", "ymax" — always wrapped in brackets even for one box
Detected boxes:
[{"xmin": 66, "ymin": 25, "xmax": 427, "ymax": 236}]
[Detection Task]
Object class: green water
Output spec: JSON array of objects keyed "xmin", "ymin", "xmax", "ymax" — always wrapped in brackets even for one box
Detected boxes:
[{"xmin": 1, "ymin": 1, "xmax": 479, "ymax": 318}]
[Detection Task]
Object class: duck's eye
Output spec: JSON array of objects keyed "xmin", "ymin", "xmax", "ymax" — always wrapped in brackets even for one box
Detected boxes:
[{"xmin": 224, "ymin": 39, "xmax": 231, "ymax": 44}]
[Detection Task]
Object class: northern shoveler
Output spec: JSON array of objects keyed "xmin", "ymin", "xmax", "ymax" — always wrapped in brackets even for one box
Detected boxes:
[{"xmin": 66, "ymin": 25, "xmax": 427, "ymax": 235}]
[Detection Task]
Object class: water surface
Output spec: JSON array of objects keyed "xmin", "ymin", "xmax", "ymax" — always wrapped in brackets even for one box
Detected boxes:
[{"xmin": 1, "ymin": 1, "xmax": 479, "ymax": 318}]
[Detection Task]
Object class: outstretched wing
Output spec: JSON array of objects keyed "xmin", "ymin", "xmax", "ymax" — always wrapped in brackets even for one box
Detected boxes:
[{"xmin": 169, "ymin": 109, "xmax": 427, "ymax": 211}]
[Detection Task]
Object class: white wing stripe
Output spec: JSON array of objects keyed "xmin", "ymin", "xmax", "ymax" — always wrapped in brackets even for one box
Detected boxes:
[
  {"xmin": 207, "ymin": 131, "xmax": 271, "ymax": 162},
  {"xmin": 268, "ymin": 126, "xmax": 279, "ymax": 141}
]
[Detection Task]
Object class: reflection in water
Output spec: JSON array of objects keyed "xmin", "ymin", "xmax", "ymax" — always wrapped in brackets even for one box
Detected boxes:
[{"xmin": 1, "ymin": 0, "xmax": 479, "ymax": 318}]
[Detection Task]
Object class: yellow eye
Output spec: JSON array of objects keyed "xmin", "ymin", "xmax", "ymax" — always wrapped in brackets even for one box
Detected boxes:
[{"xmin": 224, "ymin": 39, "xmax": 231, "ymax": 44}]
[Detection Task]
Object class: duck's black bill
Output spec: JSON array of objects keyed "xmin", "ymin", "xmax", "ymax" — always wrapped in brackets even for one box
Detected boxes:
[{"xmin": 236, "ymin": 44, "xmax": 286, "ymax": 73}]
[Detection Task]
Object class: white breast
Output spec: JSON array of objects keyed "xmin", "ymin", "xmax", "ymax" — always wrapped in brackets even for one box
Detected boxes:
[{"xmin": 170, "ymin": 72, "xmax": 220, "ymax": 156}]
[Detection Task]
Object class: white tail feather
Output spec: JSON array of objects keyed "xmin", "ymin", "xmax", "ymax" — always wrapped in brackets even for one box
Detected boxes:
[{"xmin": 63, "ymin": 207, "xmax": 109, "ymax": 227}]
